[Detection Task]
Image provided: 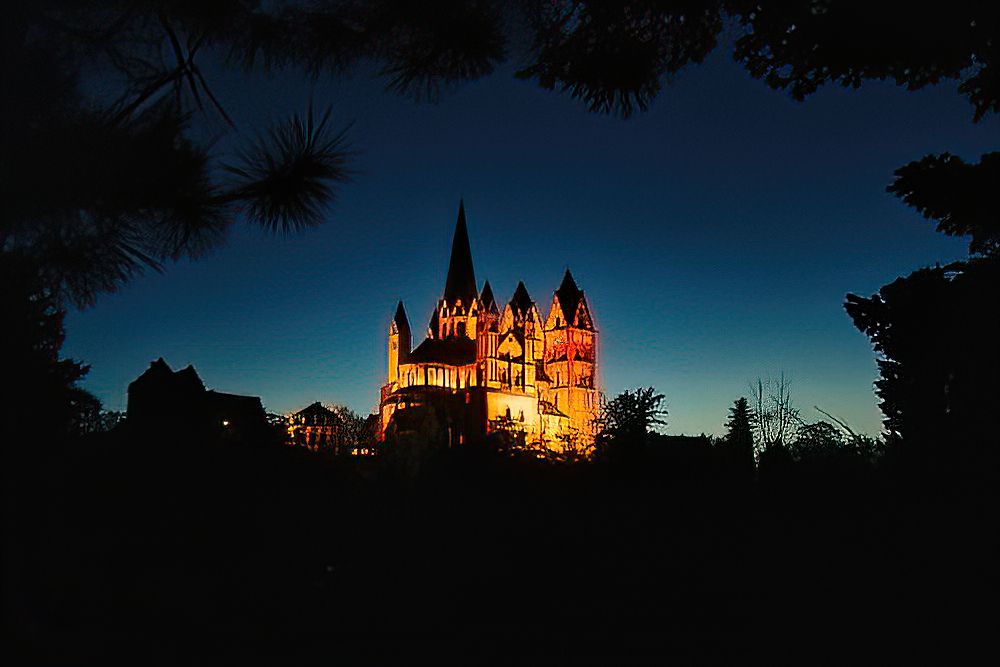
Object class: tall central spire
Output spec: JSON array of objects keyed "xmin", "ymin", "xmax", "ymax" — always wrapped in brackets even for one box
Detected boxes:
[{"xmin": 443, "ymin": 199, "xmax": 478, "ymax": 305}]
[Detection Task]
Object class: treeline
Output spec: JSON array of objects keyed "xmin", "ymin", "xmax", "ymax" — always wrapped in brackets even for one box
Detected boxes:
[{"xmin": 5, "ymin": 406, "xmax": 995, "ymax": 664}]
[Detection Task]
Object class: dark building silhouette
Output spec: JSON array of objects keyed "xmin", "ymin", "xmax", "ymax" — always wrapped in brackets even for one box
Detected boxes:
[{"xmin": 126, "ymin": 358, "xmax": 268, "ymax": 440}]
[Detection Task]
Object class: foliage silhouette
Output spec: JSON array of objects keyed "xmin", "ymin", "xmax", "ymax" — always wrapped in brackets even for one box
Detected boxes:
[
  {"xmin": 0, "ymin": 254, "xmax": 95, "ymax": 445},
  {"xmin": 728, "ymin": 1, "xmax": 996, "ymax": 121},
  {"xmin": 515, "ymin": 1, "xmax": 723, "ymax": 118},
  {"xmin": 3, "ymin": 3, "xmax": 368, "ymax": 310},
  {"xmin": 789, "ymin": 420, "xmax": 848, "ymax": 461},
  {"xmin": 722, "ymin": 396, "xmax": 755, "ymax": 470},
  {"xmin": 594, "ymin": 386, "xmax": 666, "ymax": 461},
  {"xmin": 845, "ymin": 257, "xmax": 1000, "ymax": 450},
  {"xmin": 886, "ymin": 151, "xmax": 1000, "ymax": 257}
]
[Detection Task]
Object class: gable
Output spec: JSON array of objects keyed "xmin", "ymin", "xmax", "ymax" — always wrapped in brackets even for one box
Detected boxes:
[{"xmin": 497, "ymin": 332, "xmax": 523, "ymax": 359}]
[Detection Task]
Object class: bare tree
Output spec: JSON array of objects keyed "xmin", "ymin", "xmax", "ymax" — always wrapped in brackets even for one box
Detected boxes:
[{"xmin": 750, "ymin": 374, "xmax": 802, "ymax": 457}]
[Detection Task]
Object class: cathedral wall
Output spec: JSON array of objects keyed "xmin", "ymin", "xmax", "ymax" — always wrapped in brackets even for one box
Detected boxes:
[
  {"xmin": 486, "ymin": 392, "xmax": 543, "ymax": 442},
  {"xmin": 396, "ymin": 363, "xmax": 477, "ymax": 391}
]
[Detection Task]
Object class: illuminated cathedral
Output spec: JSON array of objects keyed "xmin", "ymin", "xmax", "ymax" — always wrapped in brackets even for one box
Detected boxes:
[{"xmin": 379, "ymin": 201, "xmax": 599, "ymax": 453}]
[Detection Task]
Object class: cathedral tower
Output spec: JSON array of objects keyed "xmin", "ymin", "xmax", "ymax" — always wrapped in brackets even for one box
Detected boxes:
[
  {"xmin": 543, "ymin": 269, "xmax": 598, "ymax": 439},
  {"xmin": 432, "ymin": 200, "xmax": 479, "ymax": 341},
  {"xmin": 388, "ymin": 301, "xmax": 410, "ymax": 384},
  {"xmin": 476, "ymin": 280, "xmax": 501, "ymax": 387}
]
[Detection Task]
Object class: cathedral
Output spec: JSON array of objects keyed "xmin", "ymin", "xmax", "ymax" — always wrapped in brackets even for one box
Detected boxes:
[{"xmin": 379, "ymin": 201, "xmax": 599, "ymax": 453}]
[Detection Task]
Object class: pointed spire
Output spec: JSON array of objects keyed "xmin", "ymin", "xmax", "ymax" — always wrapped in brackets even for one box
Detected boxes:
[
  {"xmin": 443, "ymin": 199, "xmax": 478, "ymax": 306},
  {"xmin": 392, "ymin": 300, "xmax": 410, "ymax": 336},
  {"xmin": 555, "ymin": 268, "xmax": 583, "ymax": 323},
  {"xmin": 393, "ymin": 301, "xmax": 409, "ymax": 329},
  {"xmin": 510, "ymin": 281, "xmax": 533, "ymax": 316},
  {"xmin": 479, "ymin": 280, "xmax": 496, "ymax": 312}
]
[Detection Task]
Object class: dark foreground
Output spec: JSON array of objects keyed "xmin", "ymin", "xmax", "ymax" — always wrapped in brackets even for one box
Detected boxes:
[{"xmin": 4, "ymin": 433, "xmax": 997, "ymax": 665}]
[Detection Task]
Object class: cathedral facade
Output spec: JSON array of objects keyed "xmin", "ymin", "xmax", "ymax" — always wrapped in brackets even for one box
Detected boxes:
[{"xmin": 379, "ymin": 202, "xmax": 599, "ymax": 452}]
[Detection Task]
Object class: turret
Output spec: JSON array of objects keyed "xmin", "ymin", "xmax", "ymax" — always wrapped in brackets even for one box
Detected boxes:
[
  {"xmin": 388, "ymin": 301, "xmax": 411, "ymax": 384},
  {"xmin": 544, "ymin": 269, "xmax": 598, "ymax": 437},
  {"xmin": 477, "ymin": 280, "xmax": 501, "ymax": 386}
]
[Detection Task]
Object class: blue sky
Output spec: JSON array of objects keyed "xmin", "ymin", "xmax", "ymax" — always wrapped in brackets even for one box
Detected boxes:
[{"xmin": 63, "ymin": 43, "xmax": 996, "ymax": 436}]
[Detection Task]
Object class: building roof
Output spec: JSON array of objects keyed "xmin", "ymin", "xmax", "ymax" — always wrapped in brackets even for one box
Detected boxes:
[
  {"xmin": 479, "ymin": 279, "xmax": 496, "ymax": 313},
  {"xmin": 555, "ymin": 268, "xmax": 582, "ymax": 323},
  {"xmin": 292, "ymin": 401, "xmax": 337, "ymax": 425},
  {"xmin": 293, "ymin": 401, "xmax": 333, "ymax": 418},
  {"xmin": 443, "ymin": 199, "xmax": 478, "ymax": 306},
  {"xmin": 130, "ymin": 358, "xmax": 205, "ymax": 393},
  {"xmin": 510, "ymin": 281, "xmax": 533, "ymax": 317},
  {"xmin": 407, "ymin": 337, "xmax": 477, "ymax": 366},
  {"xmin": 555, "ymin": 268, "xmax": 595, "ymax": 331},
  {"xmin": 393, "ymin": 300, "xmax": 410, "ymax": 333}
]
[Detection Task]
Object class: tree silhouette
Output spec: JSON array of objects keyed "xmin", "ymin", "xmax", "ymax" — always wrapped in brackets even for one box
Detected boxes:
[
  {"xmin": 750, "ymin": 375, "xmax": 802, "ymax": 456},
  {"xmin": 727, "ymin": 1, "xmax": 996, "ymax": 121},
  {"xmin": 594, "ymin": 387, "xmax": 667, "ymax": 461},
  {"xmin": 886, "ymin": 152, "xmax": 1000, "ymax": 257},
  {"xmin": 1, "ymin": 254, "xmax": 92, "ymax": 446},
  {"xmin": 845, "ymin": 257, "xmax": 999, "ymax": 450},
  {"xmin": 5, "ymin": 5, "xmax": 357, "ymax": 308},
  {"xmin": 722, "ymin": 396, "xmax": 755, "ymax": 468},
  {"xmin": 789, "ymin": 421, "xmax": 847, "ymax": 462}
]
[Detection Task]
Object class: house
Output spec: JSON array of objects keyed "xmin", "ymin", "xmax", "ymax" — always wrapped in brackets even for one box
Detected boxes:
[{"xmin": 126, "ymin": 358, "xmax": 268, "ymax": 441}]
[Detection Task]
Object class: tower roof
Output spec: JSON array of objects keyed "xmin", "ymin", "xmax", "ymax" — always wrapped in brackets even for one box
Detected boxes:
[
  {"xmin": 479, "ymin": 280, "xmax": 496, "ymax": 312},
  {"xmin": 510, "ymin": 281, "xmax": 533, "ymax": 317},
  {"xmin": 443, "ymin": 200, "xmax": 478, "ymax": 306},
  {"xmin": 393, "ymin": 300, "xmax": 410, "ymax": 331},
  {"xmin": 555, "ymin": 268, "xmax": 583, "ymax": 322}
]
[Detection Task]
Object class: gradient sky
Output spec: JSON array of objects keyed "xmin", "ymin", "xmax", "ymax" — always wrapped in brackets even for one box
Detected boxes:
[{"xmin": 63, "ymin": 43, "xmax": 996, "ymax": 437}]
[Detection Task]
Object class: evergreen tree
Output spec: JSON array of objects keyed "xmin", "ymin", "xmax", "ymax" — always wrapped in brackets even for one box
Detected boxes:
[
  {"xmin": 723, "ymin": 397, "xmax": 755, "ymax": 468},
  {"xmin": 845, "ymin": 257, "xmax": 999, "ymax": 450}
]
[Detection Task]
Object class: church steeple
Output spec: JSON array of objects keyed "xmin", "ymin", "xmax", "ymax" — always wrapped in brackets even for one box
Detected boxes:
[
  {"xmin": 510, "ymin": 281, "xmax": 533, "ymax": 318},
  {"xmin": 443, "ymin": 200, "xmax": 477, "ymax": 306},
  {"xmin": 392, "ymin": 301, "xmax": 411, "ymax": 337},
  {"xmin": 479, "ymin": 279, "xmax": 497, "ymax": 313},
  {"xmin": 555, "ymin": 268, "xmax": 582, "ymax": 322}
]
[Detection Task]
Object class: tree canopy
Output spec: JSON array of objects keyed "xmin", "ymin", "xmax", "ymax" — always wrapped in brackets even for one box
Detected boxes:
[
  {"xmin": 594, "ymin": 387, "xmax": 667, "ymax": 460},
  {"xmin": 845, "ymin": 257, "xmax": 999, "ymax": 448},
  {"xmin": 6, "ymin": 1, "xmax": 995, "ymax": 307},
  {"xmin": 886, "ymin": 151, "xmax": 1000, "ymax": 257}
]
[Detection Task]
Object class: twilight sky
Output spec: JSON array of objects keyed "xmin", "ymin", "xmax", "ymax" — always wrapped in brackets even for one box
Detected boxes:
[{"xmin": 63, "ymin": 42, "xmax": 995, "ymax": 437}]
